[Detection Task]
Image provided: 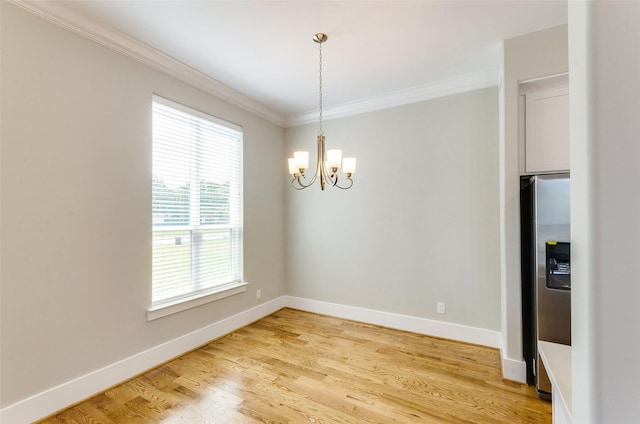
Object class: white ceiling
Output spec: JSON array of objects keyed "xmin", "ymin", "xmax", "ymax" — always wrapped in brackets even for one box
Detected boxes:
[{"xmin": 21, "ymin": 0, "xmax": 567, "ymax": 126}]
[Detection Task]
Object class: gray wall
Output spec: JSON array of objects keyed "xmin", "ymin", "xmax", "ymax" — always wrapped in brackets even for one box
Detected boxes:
[
  {"xmin": 284, "ymin": 88, "xmax": 500, "ymax": 330},
  {"xmin": 1, "ymin": 3, "xmax": 285, "ymax": 406}
]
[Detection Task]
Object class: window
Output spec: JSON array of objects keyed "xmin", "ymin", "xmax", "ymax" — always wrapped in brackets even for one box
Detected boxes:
[{"xmin": 150, "ymin": 96, "xmax": 243, "ymax": 317}]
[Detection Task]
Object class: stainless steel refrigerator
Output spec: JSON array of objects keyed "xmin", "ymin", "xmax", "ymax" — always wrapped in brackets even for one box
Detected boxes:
[{"xmin": 521, "ymin": 174, "xmax": 571, "ymax": 397}]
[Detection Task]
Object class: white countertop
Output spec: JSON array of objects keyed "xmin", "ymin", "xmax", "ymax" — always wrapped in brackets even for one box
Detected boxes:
[{"xmin": 538, "ymin": 341, "xmax": 572, "ymax": 415}]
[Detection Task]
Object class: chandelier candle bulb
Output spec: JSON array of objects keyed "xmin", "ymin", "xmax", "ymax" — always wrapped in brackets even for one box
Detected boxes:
[
  {"xmin": 288, "ymin": 158, "xmax": 298, "ymax": 176},
  {"xmin": 343, "ymin": 157, "xmax": 356, "ymax": 175},
  {"xmin": 293, "ymin": 151, "xmax": 309, "ymax": 172},
  {"xmin": 327, "ymin": 150, "xmax": 342, "ymax": 170}
]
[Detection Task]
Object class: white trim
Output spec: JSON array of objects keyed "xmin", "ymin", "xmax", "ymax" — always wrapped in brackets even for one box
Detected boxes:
[
  {"xmin": 11, "ymin": 0, "xmax": 498, "ymax": 129},
  {"xmin": 498, "ymin": 328, "xmax": 526, "ymax": 382},
  {"xmin": 501, "ymin": 355, "xmax": 527, "ymax": 383},
  {"xmin": 0, "ymin": 297, "xmax": 287, "ymax": 424},
  {"xmin": 284, "ymin": 70, "xmax": 498, "ymax": 127},
  {"xmin": 9, "ymin": 0, "xmax": 285, "ymax": 126},
  {"xmin": 285, "ymin": 296, "xmax": 501, "ymax": 348},
  {"xmin": 153, "ymin": 94, "xmax": 243, "ymax": 132},
  {"xmin": 147, "ymin": 282, "xmax": 248, "ymax": 321}
]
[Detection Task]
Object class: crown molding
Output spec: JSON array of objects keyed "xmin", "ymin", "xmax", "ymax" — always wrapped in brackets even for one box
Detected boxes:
[
  {"xmin": 10, "ymin": 0, "xmax": 286, "ymax": 127},
  {"xmin": 11, "ymin": 0, "xmax": 498, "ymax": 130},
  {"xmin": 285, "ymin": 70, "xmax": 498, "ymax": 127}
]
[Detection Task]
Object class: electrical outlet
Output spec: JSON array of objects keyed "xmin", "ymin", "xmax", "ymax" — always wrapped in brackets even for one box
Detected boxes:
[
  {"xmin": 256, "ymin": 289, "xmax": 261, "ymax": 300},
  {"xmin": 437, "ymin": 302, "xmax": 446, "ymax": 314}
]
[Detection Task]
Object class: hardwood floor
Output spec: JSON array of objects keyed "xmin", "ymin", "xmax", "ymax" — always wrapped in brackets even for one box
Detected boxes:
[{"xmin": 37, "ymin": 308, "xmax": 551, "ymax": 423}]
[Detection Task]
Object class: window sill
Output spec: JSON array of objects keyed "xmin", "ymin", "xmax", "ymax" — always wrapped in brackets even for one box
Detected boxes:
[{"xmin": 147, "ymin": 281, "xmax": 248, "ymax": 321}]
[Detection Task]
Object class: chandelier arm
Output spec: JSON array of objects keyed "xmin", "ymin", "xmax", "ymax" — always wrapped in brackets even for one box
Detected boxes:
[
  {"xmin": 291, "ymin": 166, "xmax": 319, "ymax": 189},
  {"xmin": 323, "ymin": 166, "xmax": 352, "ymax": 190},
  {"xmin": 290, "ymin": 179, "xmax": 304, "ymax": 190},
  {"xmin": 318, "ymin": 135, "xmax": 328, "ymax": 191},
  {"xmin": 332, "ymin": 177, "xmax": 354, "ymax": 190},
  {"xmin": 291, "ymin": 177, "xmax": 309, "ymax": 190},
  {"xmin": 323, "ymin": 164, "xmax": 338, "ymax": 187},
  {"xmin": 303, "ymin": 162, "xmax": 321, "ymax": 188}
]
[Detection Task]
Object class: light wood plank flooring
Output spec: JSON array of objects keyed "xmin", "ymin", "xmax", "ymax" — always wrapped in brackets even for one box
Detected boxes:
[{"xmin": 37, "ymin": 308, "xmax": 551, "ymax": 423}]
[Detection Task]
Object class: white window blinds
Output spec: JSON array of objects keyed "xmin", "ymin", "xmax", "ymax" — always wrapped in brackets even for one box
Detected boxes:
[{"xmin": 152, "ymin": 96, "xmax": 242, "ymax": 307}]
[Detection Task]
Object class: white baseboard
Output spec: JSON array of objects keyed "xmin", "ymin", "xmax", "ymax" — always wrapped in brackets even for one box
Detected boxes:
[
  {"xmin": 2, "ymin": 295, "xmax": 507, "ymax": 423},
  {"xmin": 501, "ymin": 356, "xmax": 527, "ymax": 383},
  {"xmin": 0, "ymin": 297, "xmax": 287, "ymax": 424},
  {"xmin": 285, "ymin": 296, "xmax": 501, "ymax": 349}
]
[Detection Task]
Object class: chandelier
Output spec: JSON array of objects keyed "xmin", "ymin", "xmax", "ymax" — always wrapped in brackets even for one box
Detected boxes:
[{"xmin": 288, "ymin": 33, "xmax": 356, "ymax": 190}]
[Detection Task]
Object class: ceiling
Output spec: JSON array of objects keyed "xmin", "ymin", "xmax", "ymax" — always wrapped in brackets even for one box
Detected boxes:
[{"xmin": 21, "ymin": 0, "xmax": 567, "ymax": 126}]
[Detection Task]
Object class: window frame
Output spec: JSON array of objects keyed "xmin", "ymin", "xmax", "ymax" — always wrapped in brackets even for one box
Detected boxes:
[{"xmin": 147, "ymin": 95, "xmax": 245, "ymax": 320}]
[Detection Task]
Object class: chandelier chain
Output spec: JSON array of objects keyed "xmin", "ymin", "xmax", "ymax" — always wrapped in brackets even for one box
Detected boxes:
[{"xmin": 318, "ymin": 39, "xmax": 323, "ymax": 136}]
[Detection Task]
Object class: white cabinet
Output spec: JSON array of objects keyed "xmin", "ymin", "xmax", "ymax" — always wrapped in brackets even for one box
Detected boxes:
[
  {"xmin": 520, "ymin": 75, "xmax": 570, "ymax": 174},
  {"xmin": 538, "ymin": 341, "xmax": 573, "ymax": 424}
]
